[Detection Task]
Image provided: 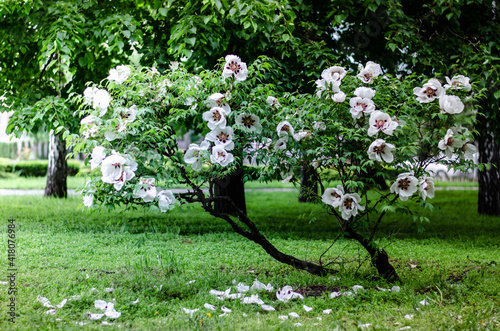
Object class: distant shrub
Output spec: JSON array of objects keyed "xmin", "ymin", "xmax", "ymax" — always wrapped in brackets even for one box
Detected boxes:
[{"xmin": 0, "ymin": 159, "xmax": 81, "ymax": 177}]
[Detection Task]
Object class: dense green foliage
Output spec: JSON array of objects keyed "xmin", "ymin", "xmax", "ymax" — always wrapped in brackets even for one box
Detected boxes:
[{"xmin": 0, "ymin": 158, "xmax": 81, "ymax": 177}]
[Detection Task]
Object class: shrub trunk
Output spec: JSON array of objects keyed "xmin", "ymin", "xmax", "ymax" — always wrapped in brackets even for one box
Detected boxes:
[{"xmin": 44, "ymin": 131, "xmax": 67, "ymax": 198}]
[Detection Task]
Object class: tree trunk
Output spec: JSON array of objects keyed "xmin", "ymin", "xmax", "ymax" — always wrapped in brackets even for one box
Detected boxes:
[
  {"xmin": 213, "ymin": 167, "xmax": 247, "ymax": 215},
  {"xmin": 345, "ymin": 224, "xmax": 400, "ymax": 283},
  {"xmin": 298, "ymin": 165, "xmax": 318, "ymax": 203},
  {"xmin": 477, "ymin": 112, "xmax": 500, "ymax": 215},
  {"xmin": 44, "ymin": 130, "xmax": 67, "ymax": 198}
]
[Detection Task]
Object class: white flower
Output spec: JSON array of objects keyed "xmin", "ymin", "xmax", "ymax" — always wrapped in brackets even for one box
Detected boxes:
[
  {"xmin": 354, "ymin": 87, "xmax": 376, "ymax": 99},
  {"xmin": 444, "ymin": 75, "xmax": 471, "ymax": 91},
  {"xmin": 274, "ymin": 138, "xmax": 287, "ymax": 151},
  {"xmin": 133, "ymin": 177, "xmax": 157, "ymax": 202},
  {"xmin": 438, "ymin": 129, "xmax": 463, "ymax": 158},
  {"xmin": 236, "ymin": 282, "xmax": 250, "ymax": 293},
  {"xmin": 276, "ymin": 286, "xmax": 304, "ymax": 303},
  {"xmin": 80, "ymin": 115, "xmax": 101, "ymax": 138},
  {"xmin": 157, "ymin": 190, "xmax": 176, "ymax": 212},
  {"xmin": 419, "ymin": 176, "xmax": 435, "ymax": 201},
  {"xmin": 439, "ymin": 95, "xmax": 464, "ymax": 114},
  {"xmin": 235, "ymin": 113, "xmax": 262, "ymax": 132},
  {"xmin": 222, "ymin": 55, "xmax": 248, "ymax": 81},
  {"xmin": 94, "ymin": 300, "xmax": 121, "ymax": 319},
  {"xmin": 277, "ymin": 121, "xmax": 294, "ymax": 136},
  {"xmin": 207, "ymin": 93, "xmax": 231, "ymax": 113},
  {"xmin": 117, "ymin": 105, "xmax": 138, "ymax": 132},
  {"xmin": 83, "ymin": 194, "xmax": 94, "ymax": 207},
  {"xmin": 241, "ymin": 294, "xmax": 264, "ymax": 305},
  {"xmin": 202, "ymin": 107, "xmax": 228, "ymax": 130},
  {"xmin": 210, "ymin": 145, "xmax": 234, "ymax": 166},
  {"xmin": 204, "ymin": 303, "xmax": 217, "ymax": 310},
  {"xmin": 460, "ymin": 142, "xmax": 477, "ymax": 161},
  {"xmin": 390, "ymin": 173, "xmax": 419, "ymax": 201},
  {"xmin": 313, "ymin": 121, "xmax": 326, "ymax": 131},
  {"xmin": 367, "ymin": 139, "xmax": 395, "ymax": 163},
  {"xmin": 83, "ymin": 86, "xmax": 99, "ymax": 105},
  {"xmin": 322, "ymin": 185, "xmax": 344, "ymax": 207},
  {"xmin": 281, "ymin": 171, "xmax": 294, "ymax": 183},
  {"xmin": 90, "ymin": 146, "xmax": 107, "ymax": 170},
  {"xmin": 206, "ymin": 126, "xmax": 235, "ymax": 151},
  {"xmin": 330, "ymin": 292, "xmax": 340, "ymax": 299},
  {"xmin": 303, "ymin": 305, "xmax": 313, "ymax": 312},
  {"xmin": 367, "ymin": 111, "xmax": 398, "ymax": 136},
  {"xmin": 182, "ymin": 308, "xmax": 199, "ymax": 316},
  {"xmin": 357, "ymin": 61, "xmax": 381, "ymax": 84},
  {"xmin": 316, "ymin": 79, "xmax": 341, "ymax": 97},
  {"xmin": 321, "ymin": 66, "xmax": 347, "ymax": 82},
  {"xmin": 88, "ymin": 313, "xmax": 104, "ymax": 320},
  {"xmin": 261, "ymin": 304, "xmax": 275, "ymax": 311},
  {"xmin": 100, "ymin": 153, "xmax": 136, "ymax": 191},
  {"xmin": 413, "ymin": 79, "xmax": 444, "ymax": 103},
  {"xmin": 293, "ymin": 130, "xmax": 310, "ymax": 141},
  {"xmin": 350, "ymin": 97, "xmax": 376, "ymax": 119},
  {"xmin": 250, "ymin": 279, "xmax": 274, "ymax": 292},
  {"xmin": 352, "ymin": 285, "xmax": 364, "ymax": 292},
  {"xmin": 184, "ymin": 141, "xmax": 210, "ymax": 171},
  {"xmin": 339, "ymin": 193, "xmax": 365, "ymax": 220},
  {"xmin": 266, "ymin": 96, "xmax": 281, "ymax": 108},
  {"xmin": 93, "ymin": 89, "xmax": 111, "ymax": 116},
  {"xmin": 332, "ymin": 91, "xmax": 346, "ymax": 103},
  {"xmin": 107, "ymin": 65, "xmax": 131, "ymax": 84}
]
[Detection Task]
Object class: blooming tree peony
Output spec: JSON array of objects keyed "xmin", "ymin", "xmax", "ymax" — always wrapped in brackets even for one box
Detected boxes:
[{"xmin": 70, "ymin": 57, "xmax": 479, "ymax": 282}]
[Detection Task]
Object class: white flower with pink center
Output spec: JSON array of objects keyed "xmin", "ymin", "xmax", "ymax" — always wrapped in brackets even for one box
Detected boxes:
[
  {"xmin": 357, "ymin": 61, "xmax": 381, "ymax": 84},
  {"xmin": 210, "ymin": 146, "xmax": 234, "ymax": 166},
  {"xmin": 133, "ymin": 177, "xmax": 157, "ymax": 202},
  {"xmin": 321, "ymin": 66, "xmax": 347, "ymax": 82},
  {"xmin": 413, "ymin": 78, "xmax": 444, "ymax": 103},
  {"xmin": 390, "ymin": 173, "xmax": 418, "ymax": 201},
  {"xmin": 367, "ymin": 111, "xmax": 398, "ymax": 136},
  {"xmin": 349, "ymin": 97, "xmax": 376, "ymax": 119},
  {"xmin": 235, "ymin": 113, "xmax": 262, "ymax": 132},
  {"xmin": 444, "ymin": 75, "xmax": 471, "ymax": 91},
  {"xmin": 439, "ymin": 95, "xmax": 464, "ymax": 114},
  {"xmin": 207, "ymin": 93, "xmax": 231, "ymax": 114},
  {"xmin": 321, "ymin": 185, "xmax": 344, "ymax": 207},
  {"xmin": 202, "ymin": 106, "xmax": 228, "ymax": 130},
  {"xmin": 184, "ymin": 141, "xmax": 210, "ymax": 171},
  {"xmin": 339, "ymin": 193, "xmax": 365, "ymax": 220},
  {"xmin": 418, "ymin": 176, "xmax": 435, "ymax": 201},
  {"xmin": 367, "ymin": 139, "xmax": 395, "ymax": 163},
  {"xmin": 206, "ymin": 126, "xmax": 235, "ymax": 151},
  {"xmin": 222, "ymin": 55, "xmax": 248, "ymax": 81}
]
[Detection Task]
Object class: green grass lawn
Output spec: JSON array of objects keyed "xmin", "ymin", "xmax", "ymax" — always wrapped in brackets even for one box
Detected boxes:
[{"xmin": 0, "ymin": 190, "xmax": 498, "ymax": 330}]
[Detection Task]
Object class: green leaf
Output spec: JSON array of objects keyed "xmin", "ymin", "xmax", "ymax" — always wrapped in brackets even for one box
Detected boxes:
[
  {"xmin": 159, "ymin": 7, "xmax": 167, "ymax": 16},
  {"xmin": 282, "ymin": 34, "xmax": 290, "ymax": 43},
  {"xmin": 494, "ymin": 90, "xmax": 500, "ymax": 99}
]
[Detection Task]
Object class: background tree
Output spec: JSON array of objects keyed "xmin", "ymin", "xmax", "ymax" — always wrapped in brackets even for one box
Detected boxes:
[
  {"xmin": 324, "ymin": 0, "xmax": 500, "ymax": 214},
  {"xmin": 0, "ymin": 0, "xmax": 141, "ymax": 197}
]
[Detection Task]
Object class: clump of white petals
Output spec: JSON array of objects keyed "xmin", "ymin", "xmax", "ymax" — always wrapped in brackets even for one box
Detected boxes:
[
  {"xmin": 207, "ymin": 93, "xmax": 231, "ymax": 113},
  {"xmin": 107, "ymin": 65, "xmax": 131, "ymax": 84},
  {"xmin": 439, "ymin": 95, "xmax": 464, "ymax": 114},
  {"xmin": 321, "ymin": 66, "xmax": 347, "ymax": 82},
  {"xmin": 350, "ymin": 96, "xmax": 376, "ymax": 119},
  {"xmin": 419, "ymin": 176, "xmax": 435, "ymax": 201},
  {"xmin": 184, "ymin": 141, "xmax": 210, "ymax": 171},
  {"xmin": 354, "ymin": 87, "xmax": 376, "ymax": 99},
  {"xmin": 367, "ymin": 139, "xmax": 395, "ymax": 163},
  {"xmin": 444, "ymin": 75, "xmax": 471, "ymax": 91},
  {"xmin": 276, "ymin": 285, "xmax": 304, "ymax": 303},
  {"xmin": 158, "ymin": 190, "xmax": 176, "ymax": 212},
  {"xmin": 133, "ymin": 177, "xmax": 156, "ymax": 202},
  {"xmin": 413, "ymin": 78, "xmax": 444, "ymax": 103},
  {"xmin": 92, "ymin": 89, "xmax": 112, "ymax": 116},
  {"xmin": 266, "ymin": 96, "xmax": 281, "ymax": 108},
  {"xmin": 90, "ymin": 146, "xmax": 107, "ymax": 170},
  {"xmin": 94, "ymin": 300, "xmax": 121, "ymax": 319},
  {"xmin": 438, "ymin": 129, "xmax": 464, "ymax": 158},
  {"xmin": 332, "ymin": 91, "xmax": 346, "ymax": 103},
  {"xmin": 390, "ymin": 173, "xmax": 419, "ymax": 201}
]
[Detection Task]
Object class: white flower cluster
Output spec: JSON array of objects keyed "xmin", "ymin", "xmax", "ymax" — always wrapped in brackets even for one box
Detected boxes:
[
  {"xmin": 321, "ymin": 185, "xmax": 365, "ymax": 220},
  {"xmin": 185, "ymin": 55, "xmax": 263, "ymax": 170},
  {"xmin": 414, "ymin": 76, "xmax": 476, "ymax": 160},
  {"xmin": 390, "ymin": 173, "xmax": 435, "ymax": 201},
  {"xmin": 80, "ymin": 64, "xmax": 176, "ymax": 212}
]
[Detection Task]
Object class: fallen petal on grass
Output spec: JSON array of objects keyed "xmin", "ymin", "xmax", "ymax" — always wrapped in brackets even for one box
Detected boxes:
[
  {"xmin": 261, "ymin": 304, "xmax": 275, "ymax": 311},
  {"xmin": 303, "ymin": 305, "xmax": 313, "ymax": 312},
  {"xmin": 289, "ymin": 312, "xmax": 300, "ymax": 318},
  {"xmin": 45, "ymin": 309, "xmax": 56, "ymax": 315},
  {"xmin": 323, "ymin": 309, "xmax": 332, "ymax": 314},
  {"xmin": 204, "ymin": 303, "xmax": 217, "ymax": 310}
]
